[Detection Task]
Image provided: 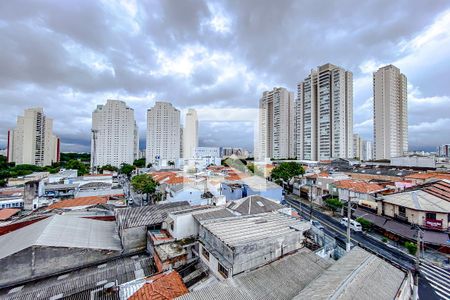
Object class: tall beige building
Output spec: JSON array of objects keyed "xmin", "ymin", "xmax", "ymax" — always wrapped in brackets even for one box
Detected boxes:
[
  {"xmin": 296, "ymin": 63, "xmax": 353, "ymax": 161},
  {"xmin": 91, "ymin": 100, "xmax": 138, "ymax": 169},
  {"xmin": 183, "ymin": 109, "xmax": 198, "ymax": 159},
  {"xmin": 146, "ymin": 102, "xmax": 181, "ymax": 165},
  {"xmin": 7, "ymin": 108, "xmax": 60, "ymax": 166},
  {"xmin": 256, "ymin": 87, "xmax": 295, "ymax": 160},
  {"xmin": 373, "ymin": 65, "xmax": 408, "ymax": 160}
]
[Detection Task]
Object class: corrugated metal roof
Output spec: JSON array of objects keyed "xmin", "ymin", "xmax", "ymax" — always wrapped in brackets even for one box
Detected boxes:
[
  {"xmin": 1, "ymin": 254, "xmax": 153, "ymax": 300},
  {"xmin": 177, "ymin": 249, "xmax": 331, "ymax": 300},
  {"xmin": 200, "ymin": 212, "xmax": 309, "ymax": 247},
  {"xmin": 293, "ymin": 247, "xmax": 406, "ymax": 300},
  {"xmin": 0, "ymin": 215, "xmax": 121, "ymax": 259},
  {"xmin": 192, "ymin": 208, "xmax": 236, "ymax": 222},
  {"xmin": 226, "ymin": 195, "xmax": 283, "ymax": 215},
  {"xmin": 115, "ymin": 202, "xmax": 190, "ymax": 229},
  {"xmin": 382, "ymin": 189, "xmax": 450, "ymax": 213}
]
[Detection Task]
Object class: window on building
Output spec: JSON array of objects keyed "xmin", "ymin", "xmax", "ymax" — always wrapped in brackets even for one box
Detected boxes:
[
  {"xmin": 426, "ymin": 212, "xmax": 436, "ymax": 220},
  {"xmin": 218, "ymin": 263, "xmax": 228, "ymax": 278},
  {"xmin": 201, "ymin": 247, "xmax": 210, "ymax": 261},
  {"xmin": 398, "ymin": 206, "xmax": 406, "ymax": 216}
]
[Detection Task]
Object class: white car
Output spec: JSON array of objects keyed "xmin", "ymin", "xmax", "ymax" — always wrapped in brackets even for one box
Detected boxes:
[
  {"xmin": 310, "ymin": 220, "xmax": 324, "ymax": 230},
  {"xmin": 340, "ymin": 217, "xmax": 362, "ymax": 232}
]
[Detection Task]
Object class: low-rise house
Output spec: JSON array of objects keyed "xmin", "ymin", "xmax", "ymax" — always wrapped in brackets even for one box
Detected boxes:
[
  {"xmin": 333, "ymin": 180, "xmax": 387, "ymax": 209},
  {"xmin": 221, "ymin": 176, "xmax": 283, "ymax": 202},
  {"xmin": 292, "ymin": 172, "xmax": 349, "ymax": 204},
  {"xmin": 115, "ymin": 201, "xmax": 190, "ymax": 253},
  {"xmin": 198, "ymin": 212, "xmax": 310, "ymax": 279},
  {"xmin": 379, "ymin": 180, "xmax": 450, "ymax": 231},
  {"xmin": 166, "ymin": 184, "xmax": 216, "ymax": 206},
  {"xmin": 0, "ymin": 215, "xmax": 122, "ymax": 287}
]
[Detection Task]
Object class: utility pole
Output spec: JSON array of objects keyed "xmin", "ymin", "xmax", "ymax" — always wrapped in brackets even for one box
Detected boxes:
[
  {"xmin": 412, "ymin": 225, "xmax": 422, "ymax": 300},
  {"xmin": 309, "ymin": 183, "xmax": 313, "ymax": 220},
  {"xmin": 346, "ymin": 193, "xmax": 352, "ymax": 252}
]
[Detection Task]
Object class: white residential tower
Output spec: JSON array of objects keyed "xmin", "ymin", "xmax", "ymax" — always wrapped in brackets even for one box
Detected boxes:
[
  {"xmin": 146, "ymin": 102, "xmax": 181, "ymax": 166},
  {"xmin": 91, "ymin": 100, "xmax": 138, "ymax": 169},
  {"xmin": 373, "ymin": 65, "xmax": 408, "ymax": 160}
]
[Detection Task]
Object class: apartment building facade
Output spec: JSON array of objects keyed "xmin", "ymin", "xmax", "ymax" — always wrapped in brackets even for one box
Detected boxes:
[
  {"xmin": 256, "ymin": 87, "xmax": 295, "ymax": 160},
  {"xmin": 296, "ymin": 63, "xmax": 353, "ymax": 161},
  {"xmin": 146, "ymin": 102, "xmax": 181, "ymax": 165},
  {"xmin": 91, "ymin": 100, "xmax": 138, "ymax": 169},
  {"xmin": 373, "ymin": 65, "xmax": 408, "ymax": 160},
  {"xmin": 7, "ymin": 108, "xmax": 60, "ymax": 166},
  {"xmin": 182, "ymin": 109, "xmax": 198, "ymax": 159}
]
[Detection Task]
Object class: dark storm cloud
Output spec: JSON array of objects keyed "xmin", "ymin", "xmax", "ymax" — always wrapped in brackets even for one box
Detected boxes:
[{"xmin": 0, "ymin": 0, "xmax": 450, "ymax": 152}]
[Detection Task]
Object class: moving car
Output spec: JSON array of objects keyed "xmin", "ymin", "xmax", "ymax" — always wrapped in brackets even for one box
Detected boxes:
[
  {"xmin": 310, "ymin": 220, "xmax": 324, "ymax": 230},
  {"xmin": 340, "ymin": 217, "xmax": 362, "ymax": 232}
]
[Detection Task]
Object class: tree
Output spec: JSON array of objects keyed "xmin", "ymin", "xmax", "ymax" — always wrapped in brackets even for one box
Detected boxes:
[
  {"xmin": 324, "ymin": 197, "xmax": 343, "ymax": 215},
  {"xmin": 119, "ymin": 163, "xmax": 135, "ymax": 178},
  {"xmin": 131, "ymin": 174, "xmax": 159, "ymax": 204},
  {"xmin": 65, "ymin": 159, "xmax": 88, "ymax": 175},
  {"xmin": 99, "ymin": 164, "xmax": 118, "ymax": 173},
  {"xmin": 356, "ymin": 217, "xmax": 372, "ymax": 231},
  {"xmin": 270, "ymin": 162, "xmax": 305, "ymax": 183},
  {"xmin": 404, "ymin": 241, "xmax": 418, "ymax": 255},
  {"xmin": 146, "ymin": 162, "xmax": 153, "ymax": 168},
  {"xmin": 168, "ymin": 161, "xmax": 175, "ymax": 167},
  {"xmin": 133, "ymin": 158, "xmax": 146, "ymax": 168}
]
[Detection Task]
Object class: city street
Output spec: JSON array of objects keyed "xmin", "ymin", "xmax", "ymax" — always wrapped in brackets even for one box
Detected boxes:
[{"xmin": 285, "ymin": 195, "xmax": 448, "ymax": 300}]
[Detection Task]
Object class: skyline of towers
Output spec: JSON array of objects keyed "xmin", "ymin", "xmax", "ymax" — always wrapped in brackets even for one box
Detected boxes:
[
  {"xmin": 373, "ymin": 64, "xmax": 408, "ymax": 160},
  {"xmin": 91, "ymin": 100, "xmax": 138, "ymax": 169},
  {"xmin": 7, "ymin": 108, "xmax": 60, "ymax": 166},
  {"xmin": 4, "ymin": 64, "xmax": 413, "ymax": 167}
]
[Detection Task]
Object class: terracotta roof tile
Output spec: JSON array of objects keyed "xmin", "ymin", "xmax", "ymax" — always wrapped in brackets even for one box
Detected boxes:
[
  {"xmin": 128, "ymin": 270, "xmax": 188, "ymax": 300},
  {"xmin": 335, "ymin": 180, "xmax": 385, "ymax": 194},
  {"xmin": 150, "ymin": 172, "xmax": 192, "ymax": 185},
  {"xmin": 0, "ymin": 208, "xmax": 20, "ymax": 221},
  {"xmin": 47, "ymin": 196, "xmax": 108, "ymax": 209},
  {"xmin": 405, "ymin": 172, "xmax": 450, "ymax": 180}
]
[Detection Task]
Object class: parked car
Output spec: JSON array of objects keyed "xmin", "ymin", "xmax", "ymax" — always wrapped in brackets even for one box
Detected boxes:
[
  {"xmin": 310, "ymin": 220, "xmax": 324, "ymax": 230},
  {"xmin": 340, "ymin": 217, "xmax": 362, "ymax": 232}
]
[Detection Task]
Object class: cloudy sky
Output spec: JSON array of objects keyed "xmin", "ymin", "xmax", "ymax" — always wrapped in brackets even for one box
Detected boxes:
[{"xmin": 1, "ymin": 0, "xmax": 450, "ymax": 153}]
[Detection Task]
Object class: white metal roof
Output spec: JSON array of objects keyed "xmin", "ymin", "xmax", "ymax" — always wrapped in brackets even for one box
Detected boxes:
[
  {"xmin": 0, "ymin": 215, "xmax": 121, "ymax": 259},
  {"xmin": 201, "ymin": 212, "xmax": 309, "ymax": 247}
]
